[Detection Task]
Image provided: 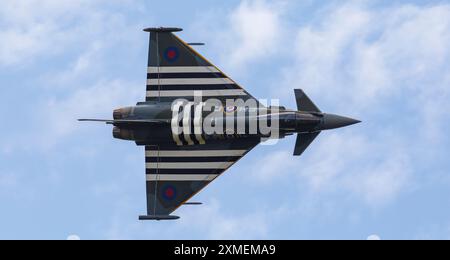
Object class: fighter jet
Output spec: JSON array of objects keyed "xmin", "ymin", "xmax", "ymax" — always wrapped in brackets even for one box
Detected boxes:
[{"xmin": 80, "ymin": 27, "xmax": 360, "ymax": 220}]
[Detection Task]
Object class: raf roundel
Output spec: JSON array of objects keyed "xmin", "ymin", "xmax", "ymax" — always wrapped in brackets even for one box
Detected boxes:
[
  {"xmin": 164, "ymin": 47, "xmax": 179, "ymax": 62},
  {"xmin": 162, "ymin": 185, "xmax": 177, "ymax": 201}
]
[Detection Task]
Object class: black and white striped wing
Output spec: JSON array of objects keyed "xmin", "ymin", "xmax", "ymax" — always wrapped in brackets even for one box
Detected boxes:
[
  {"xmin": 145, "ymin": 29, "xmax": 258, "ymax": 103},
  {"xmin": 144, "ymin": 138, "xmax": 259, "ymax": 217}
]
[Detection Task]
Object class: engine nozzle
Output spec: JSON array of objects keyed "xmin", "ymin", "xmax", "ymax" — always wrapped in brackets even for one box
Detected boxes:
[
  {"xmin": 113, "ymin": 107, "xmax": 133, "ymax": 120},
  {"xmin": 112, "ymin": 127, "xmax": 135, "ymax": 140}
]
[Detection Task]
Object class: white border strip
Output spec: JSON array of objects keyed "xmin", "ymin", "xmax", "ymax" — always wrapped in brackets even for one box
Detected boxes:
[
  {"xmin": 183, "ymin": 102, "xmax": 194, "ymax": 145},
  {"xmin": 171, "ymin": 101, "xmax": 184, "ymax": 146},
  {"xmin": 147, "ymin": 78, "xmax": 234, "ymax": 85},
  {"xmin": 146, "ymin": 90, "xmax": 247, "ymax": 97},
  {"xmin": 146, "ymin": 150, "xmax": 247, "ymax": 157},
  {"xmin": 146, "ymin": 174, "xmax": 218, "ymax": 181},
  {"xmin": 148, "ymin": 66, "xmax": 220, "ymax": 74},
  {"xmin": 146, "ymin": 162, "xmax": 234, "ymax": 169},
  {"xmin": 194, "ymin": 102, "xmax": 206, "ymax": 145}
]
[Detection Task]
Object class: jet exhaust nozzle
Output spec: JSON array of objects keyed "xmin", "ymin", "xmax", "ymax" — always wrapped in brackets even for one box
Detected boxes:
[
  {"xmin": 113, "ymin": 127, "xmax": 135, "ymax": 140},
  {"xmin": 113, "ymin": 107, "xmax": 133, "ymax": 120}
]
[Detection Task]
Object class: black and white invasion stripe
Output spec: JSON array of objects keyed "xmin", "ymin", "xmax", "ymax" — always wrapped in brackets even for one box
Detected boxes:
[
  {"xmin": 144, "ymin": 146, "xmax": 248, "ymax": 181},
  {"xmin": 146, "ymin": 66, "xmax": 250, "ymax": 102}
]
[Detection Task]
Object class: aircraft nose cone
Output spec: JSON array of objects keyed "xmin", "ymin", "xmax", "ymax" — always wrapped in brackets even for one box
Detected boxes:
[{"xmin": 320, "ymin": 114, "xmax": 361, "ymax": 130}]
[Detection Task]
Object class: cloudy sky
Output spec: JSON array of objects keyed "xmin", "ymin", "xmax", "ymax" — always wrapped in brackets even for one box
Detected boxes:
[{"xmin": 1, "ymin": 0, "xmax": 450, "ymax": 240}]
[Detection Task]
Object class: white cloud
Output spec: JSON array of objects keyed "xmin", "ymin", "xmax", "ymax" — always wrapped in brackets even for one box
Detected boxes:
[
  {"xmin": 1, "ymin": 79, "xmax": 143, "ymax": 152},
  {"xmin": 193, "ymin": 0, "xmax": 286, "ymax": 74},
  {"xmin": 39, "ymin": 79, "xmax": 142, "ymax": 147},
  {"xmin": 0, "ymin": 0, "xmax": 146, "ymax": 151},
  {"xmin": 250, "ymin": 132, "xmax": 412, "ymax": 208},
  {"xmin": 245, "ymin": 2, "xmax": 450, "ymax": 212},
  {"xmin": 281, "ymin": 3, "xmax": 450, "ymax": 113},
  {"xmin": 47, "ymin": 41, "xmax": 104, "ymax": 86},
  {"xmin": 104, "ymin": 199, "xmax": 272, "ymax": 240},
  {"xmin": 248, "ymin": 150, "xmax": 296, "ymax": 183},
  {"xmin": 0, "ymin": 0, "xmax": 140, "ymax": 67},
  {"xmin": 344, "ymin": 150, "xmax": 411, "ymax": 207},
  {"xmin": 178, "ymin": 199, "xmax": 269, "ymax": 239},
  {"xmin": 0, "ymin": 1, "xmax": 92, "ymax": 66},
  {"xmin": 224, "ymin": 0, "xmax": 285, "ymax": 68}
]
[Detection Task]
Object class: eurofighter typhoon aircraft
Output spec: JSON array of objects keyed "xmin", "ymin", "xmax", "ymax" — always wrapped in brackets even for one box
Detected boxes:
[{"xmin": 80, "ymin": 27, "xmax": 360, "ymax": 220}]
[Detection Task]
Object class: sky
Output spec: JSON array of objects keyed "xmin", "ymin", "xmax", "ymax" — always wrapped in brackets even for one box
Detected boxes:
[{"xmin": 1, "ymin": 0, "xmax": 450, "ymax": 240}]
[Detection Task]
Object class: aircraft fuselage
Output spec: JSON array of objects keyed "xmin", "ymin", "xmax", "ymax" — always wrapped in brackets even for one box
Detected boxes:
[{"xmin": 112, "ymin": 101, "xmax": 359, "ymax": 147}]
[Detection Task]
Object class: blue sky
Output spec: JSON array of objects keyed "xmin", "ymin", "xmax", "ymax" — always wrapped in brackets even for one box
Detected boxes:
[{"xmin": 1, "ymin": 0, "xmax": 450, "ymax": 240}]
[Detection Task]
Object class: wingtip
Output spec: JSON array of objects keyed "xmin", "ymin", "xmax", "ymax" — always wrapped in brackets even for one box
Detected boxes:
[
  {"xmin": 143, "ymin": 27, "xmax": 183, "ymax": 33},
  {"xmin": 139, "ymin": 215, "xmax": 180, "ymax": 221}
]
